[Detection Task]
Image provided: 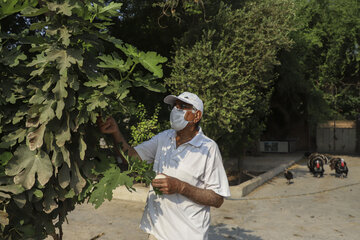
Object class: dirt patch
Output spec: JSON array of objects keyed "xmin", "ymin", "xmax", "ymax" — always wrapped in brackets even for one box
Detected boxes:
[{"xmin": 226, "ymin": 169, "xmax": 264, "ymax": 186}]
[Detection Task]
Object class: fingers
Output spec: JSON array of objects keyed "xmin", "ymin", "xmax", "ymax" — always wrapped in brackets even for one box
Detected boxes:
[
  {"xmin": 152, "ymin": 176, "xmax": 182, "ymax": 195},
  {"xmin": 100, "ymin": 122, "xmax": 110, "ymax": 129},
  {"xmin": 100, "ymin": 118, "xmax": 112, "ymax": 127},
  {"xmin": 152, "ymin": 179, "xmax": 168, "ymax": 188},
  {"xmin": 152, "ymin": 174, "xmax": 168, "ymax": 184},
  {"xmin": 159, "ymin": 188, "xmax": 170, "ymax": 194},
  {"xmin": 98, "ymin": 117, "xmax": 119, "ymax": 134},
  {"xmin": 105, "ymin": 117, "xmax": 113, "ymax": 124},
  {"xmin": 152, "ymin": 179, "xmax": 171, "ymax": 194},
  {"xmin": 98, "ymin": 116, "xmax": 113, "ymax": 126},
  {"xmin": 99, "ymin": 122, "xmax": 112, "ymax": 133}
]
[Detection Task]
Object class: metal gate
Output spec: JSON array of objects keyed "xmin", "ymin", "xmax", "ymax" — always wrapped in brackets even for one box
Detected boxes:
[{"xmin": 316, "ymin": 121, "xmax": 356, "ymax": 153}]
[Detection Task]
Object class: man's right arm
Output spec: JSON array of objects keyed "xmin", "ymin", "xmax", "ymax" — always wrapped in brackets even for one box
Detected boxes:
[
  {"xmin": 98, "ymin": 117, "xmax": 141, "ymax": 160},
  {"xmin": 111, "ymin": 130, "xmax": 140, "ymax": 159}
]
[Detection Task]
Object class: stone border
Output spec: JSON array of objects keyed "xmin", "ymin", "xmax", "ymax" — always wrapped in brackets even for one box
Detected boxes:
[
  {"xmin": 112, "ymin": 156, "xmax": 304, "ymax": 203},
  {"xmin": 228, "ymin": 156, "xmax": 304, "ymax": 199}
]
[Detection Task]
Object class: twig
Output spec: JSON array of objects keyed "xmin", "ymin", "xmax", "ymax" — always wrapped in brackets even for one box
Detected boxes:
[{"xmin": 90, "ymin": 232, "xmax": 105, "ymax": 240}]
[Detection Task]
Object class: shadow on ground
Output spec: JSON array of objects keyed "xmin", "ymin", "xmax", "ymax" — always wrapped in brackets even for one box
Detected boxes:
[{"xmin": 209, "ymin": 223, "xmax": 263, "ymax": 240}]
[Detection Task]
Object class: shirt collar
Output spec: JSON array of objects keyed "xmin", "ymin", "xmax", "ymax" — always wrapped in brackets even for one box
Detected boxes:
[
  {"xmin": 169, "ymin": 127, "xmax": 204, "ymax": 148},
  {"xmin": 187, "ymin": 127, "xmax": 204, "ymax": 147}
]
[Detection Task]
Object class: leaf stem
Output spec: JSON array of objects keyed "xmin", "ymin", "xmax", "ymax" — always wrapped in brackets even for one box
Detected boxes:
[{"xmin": 123, "ymin": 63, "xmax": 137, "ymax": 81}]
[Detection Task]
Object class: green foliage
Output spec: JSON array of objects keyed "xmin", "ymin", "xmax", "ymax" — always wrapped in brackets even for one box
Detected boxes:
[
  {"xmin": 166, "ymin": 0, "xmax": 295, "ymax": 156},
  {"xmin": 293, "ymin": 0, "xmax": 360, "ymax": 120},
  {"xmin": 127, "ymin": 103, "xmax": 163, "ymax": 185},
  {"xmin": 127, "ymin": 153, "xmax": 155, "ymax": 186},
  {"xmin": 129, "ymin": 103, "xmax": 161, "ymax": 146},
  {"xmin": 257, "ymin": 0, "xmax": 360, "ymax": 145},
  {"xmin": 0, "ymin": 0, "xmax": 166, "ymax": 239},
  {"xmin": 89, "ymin": 166, "xmax": 134, "ymax": 208},
  {"xmin": 153, "ymin": 0, "xmax": 205, "ymax": 23},
  {"xmin": 0, "ymin": 0, "xmax": 37, "ymax": 19},
  {"xmin": 5, "ymin": 145, "xmax": 53, "ymax": 190},
  {"xmin": 88, "ymin": 141, "xmax": 157, "ymax": 209},
  {"xmin": 0, "ymin": 152, "xmax": 12, "ymax": 175}
]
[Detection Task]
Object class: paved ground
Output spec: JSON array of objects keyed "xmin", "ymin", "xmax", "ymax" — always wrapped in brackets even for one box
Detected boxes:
[
  {"xmin": 56, "ymin": 154, "xmax": 360, "ymax": 240},
  {"xmin": 211, "ymin": 155, "xmax": 360, "ymax": 240}
]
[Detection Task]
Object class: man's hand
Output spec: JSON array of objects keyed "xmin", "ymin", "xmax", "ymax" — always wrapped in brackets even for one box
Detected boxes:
[
  {"xmin": 98, "ymin": 117, "xmax": 120, "ymax": 135},
  {"xmin": 152, "ymin": 174, "xmax": 224, "ymax": 208},
  {"xmin": 97, "ymin": 116, "xmax": 139, "ymax": 158},
  {"xmin": 152, "ymin": 174, "xmax": 185, "ymax": 195}
]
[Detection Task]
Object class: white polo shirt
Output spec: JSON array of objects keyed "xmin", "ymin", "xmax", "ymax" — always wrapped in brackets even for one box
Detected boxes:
[{"xmin": 134, "ymin": 128, "xmax": 230, "ymax": 240}]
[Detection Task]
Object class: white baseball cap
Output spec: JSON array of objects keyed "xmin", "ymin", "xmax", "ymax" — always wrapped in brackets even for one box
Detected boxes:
[{"xmin": 164, "ymin": 92, "xmax": 204, "ymax": 113}]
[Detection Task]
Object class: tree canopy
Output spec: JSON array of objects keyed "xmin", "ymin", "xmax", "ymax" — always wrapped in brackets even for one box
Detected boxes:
[
  {"xmin": 166, "ymin": 0, "xmax": 296, "ymax": 155},
  {"xmin": 265, "ymin": 0, "xmax": 360, "ymax": 144},
  {"xmin": 295, "ymin": 0, "xmax": 360, "ymax": 120}
]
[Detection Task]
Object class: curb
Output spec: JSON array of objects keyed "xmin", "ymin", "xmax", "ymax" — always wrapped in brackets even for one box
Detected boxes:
[
  {"xmin": 228, "ymin": 156, "xmax": 304, "ymax": 199},
  {"xmin": 113, "ymin": 183, "xmax": 149, "ymax": 203},
  {"xmin": 112, "ymin": 156, "xmax": 304, "ymax": 203}
]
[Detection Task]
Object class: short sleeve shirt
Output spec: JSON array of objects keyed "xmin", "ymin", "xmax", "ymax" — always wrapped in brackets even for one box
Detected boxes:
[{"xmin": 134, "ymin": 128, "xmax": 230, "ymax": 240}]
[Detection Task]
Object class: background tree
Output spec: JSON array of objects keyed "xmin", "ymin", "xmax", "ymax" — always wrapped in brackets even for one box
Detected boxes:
[
  {"xmin": 304, "ymin": 0, "xmax": 360, "ymax": 120},
  {"xmin": 166, "ymin": 0, "xmax": 296, "ymax": 156},
  {"xmin": 265, "ymin": 0, "xmax": 360, "ymax": 149},
  {"xmin": 295, "ymin": 0, "xmax": 360, "ymax": 121}
]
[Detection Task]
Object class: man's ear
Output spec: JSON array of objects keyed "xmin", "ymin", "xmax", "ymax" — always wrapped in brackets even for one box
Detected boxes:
[{"xmin": 195, "ymin": 111, "xmax": 202, "ymax": 123}]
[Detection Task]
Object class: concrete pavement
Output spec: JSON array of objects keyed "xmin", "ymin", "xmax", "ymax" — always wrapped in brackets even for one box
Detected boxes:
[
  {"xmin": 55, "ymin": 153, "xmax": 360, "ymax": 240},
  {"xmin": 210, "ymin": 154, "xmax": 360, "ymax": 240}
]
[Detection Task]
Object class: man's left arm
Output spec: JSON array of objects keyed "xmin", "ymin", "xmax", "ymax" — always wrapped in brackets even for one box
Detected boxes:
[
  {"xmin": 152, "ymin": 175, "xmax": 224, "ymax": 208},
  {"xmin": 152, "ymin": 142, "xmax": 230, "ymax": 208}
]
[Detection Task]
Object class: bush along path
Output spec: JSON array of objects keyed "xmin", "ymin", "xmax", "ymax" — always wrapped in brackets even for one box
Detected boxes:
[{"xmin": 0, "ymin": 1, "xmax": 166, "ymax": 239}]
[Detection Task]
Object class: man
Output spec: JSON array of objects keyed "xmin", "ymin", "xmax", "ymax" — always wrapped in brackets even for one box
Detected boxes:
[{"xmin": 99, "ymin": 92, "xmax": 230, "ymax": 240}]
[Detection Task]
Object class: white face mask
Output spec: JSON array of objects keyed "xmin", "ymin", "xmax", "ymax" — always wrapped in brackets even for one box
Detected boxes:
[{"xmin": 170, "ymin": 107, "xmax": 193, "ymax": 131}]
